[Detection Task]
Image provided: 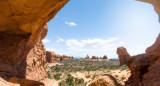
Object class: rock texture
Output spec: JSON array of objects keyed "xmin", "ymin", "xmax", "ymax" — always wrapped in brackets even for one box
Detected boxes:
[
  {"xmin": 117, "ymin": 47, "xmax": 131, "ymax": 66},
  {"xmin": 0, "ymin": 0, "xmax": 69, "ymax": 85},
  {"xmin": 138, "ymin": 0, "xmax": 160, "ymax": 22},
  {"xmin": 116, "ymin": 35, "xmax": 160, "ymax": 86},
  {"xmin": 115, "ymin": 1, "xmax": 160, "ymax": 86},
  {"xmin": 0, "ymin": 78, "xmax": 19, "ymax": 86},
  {"xmin": 46, "ymin": 51, "xmax": 62, "ymax": 63},
  {"xmin": 89, "ymin": 74, "xmax": 120, "ymax": 86}
]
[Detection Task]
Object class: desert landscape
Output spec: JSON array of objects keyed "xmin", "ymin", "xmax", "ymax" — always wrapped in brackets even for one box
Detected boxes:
[
  {"xmin": 46, "ymin": 58, "xmax": 130, "ymax": 86},
  {"xmin": 0, "ymin": 0, "xmax": 160, "ymax": 86}
]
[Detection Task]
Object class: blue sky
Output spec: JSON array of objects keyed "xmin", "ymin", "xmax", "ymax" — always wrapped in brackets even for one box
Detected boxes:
[{"xmin": 43, "ymin": 0, "xmax": 160, "ymax": 59}]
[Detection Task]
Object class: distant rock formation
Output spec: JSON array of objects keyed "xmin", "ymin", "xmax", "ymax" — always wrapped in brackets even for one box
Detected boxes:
[
  {"xmin": 90, "ymin": 55, "xmax": 108, "ymax": 60},
  {"xmin": 91, "ymin": 56, "xmax": 97, "ymax": 59},
  {"xmin": 46, "ymin": 51, "xmax": 62, "ymax": 63},
  {"xmin": 103, "ymin": 55, "xmax": 108, "ymax": 59},
  {"xmin": 89, "ymin": 74, "xmax": 119, "ymax": 86},
  {"xmin": 85, "ymin": 55, "xmax": 90, "ymax": 59},
  {"xmin": 46, "ymin": 51, "xmax": 73, "ymax": 63}
]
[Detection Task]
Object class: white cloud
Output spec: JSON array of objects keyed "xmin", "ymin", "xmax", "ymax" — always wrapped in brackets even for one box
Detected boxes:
[
  {"xmin": 119, "ymin": 41, "xmax": 126, "ymax": 45},
  {"xmin": 42, "ymin": 39, "xmax": 50, "ymax": 43},
  {"xmin": 65, "ymin": 38, "xmax": 119, "ymax": 58},
  {"xmin": 65, "ymin": 21, "xmax": 77, "ymax": 27},
  {"xmin": 56, "ymin": 38, "xmax": 64, "ymax": 43}
]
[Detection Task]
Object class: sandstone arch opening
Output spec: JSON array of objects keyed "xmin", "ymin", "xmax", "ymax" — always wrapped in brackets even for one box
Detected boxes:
[{"xmin": 0, "ymin": 0, "xmax": 160, "ymax": 86}]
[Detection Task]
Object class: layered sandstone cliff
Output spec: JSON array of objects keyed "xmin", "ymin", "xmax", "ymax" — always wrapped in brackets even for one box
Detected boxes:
[{"xmin": 0, "ymin": 0, "xmax": 69, "ymax": 85}]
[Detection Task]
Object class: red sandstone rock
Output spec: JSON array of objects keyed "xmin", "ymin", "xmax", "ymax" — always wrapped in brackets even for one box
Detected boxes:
[
  {"xmin": 0, "ymin": 0, "xmax": 69, "ymax": 85},
  {"xmin": 46, "ymin": 51, "xmax": 62, "ymax": 63},
  {"xmin": 117, "ymin": 34, "xmax": 160, "ymax": 86},
  {"xmin": 117, "ymin": 47, "xmax": 131, "ymax": 66},
  {"xmin": 62, "ymin": 55, "xmax": 70, "ymax": 59},
  {"xmin": 85, "ymin": 55, "xmax": 90, "ymax": 59},
  {"xmin": 103, "ymin": 55, "xmax": 108, "ymax": 59},
  {"xmin": 0, "ymin": 78, "xmax": 19, "ymax": 86},
  {"xmin": 91, "ymin": 56, "xmax": 97, "ymax": 59},
  {"xmin": 89, "ymin": 74, "xmax": 120, "ymax": 86}
]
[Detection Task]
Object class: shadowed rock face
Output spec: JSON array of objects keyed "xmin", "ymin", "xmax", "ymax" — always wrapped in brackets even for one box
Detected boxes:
[{"xmin": 0, "ymin": 0, "xmax": 69, "ymax": 85}]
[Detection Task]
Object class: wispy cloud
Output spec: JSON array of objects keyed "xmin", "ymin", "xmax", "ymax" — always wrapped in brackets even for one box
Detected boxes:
[
  {"xmin": 42, "ymin": 39, "xmax": 50, "ymax": 43},
  {"xmin": 119, "ymin": 41, "xmax": 126, "ymax": 45},
  {"xmin": 56, "ymin": 38, "xmax": 64, "ymax": 43},
  {"xmin": 65, "ymin": 21, "xmax": 77, "ymax": 27},
  {"xmin": 64, "ymin": 38, "xmax": 119, "ymax": 57}
]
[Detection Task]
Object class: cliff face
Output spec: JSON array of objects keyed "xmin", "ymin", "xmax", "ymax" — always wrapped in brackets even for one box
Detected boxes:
[{"xmin": 0, "ymin": 0, "xmax": 69, "ymax": 85}]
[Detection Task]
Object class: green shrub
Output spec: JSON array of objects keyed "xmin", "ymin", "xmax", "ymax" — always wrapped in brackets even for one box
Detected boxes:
[
  {"xmin": 59, "ymin": 74, "xmax": 86, "ymax": 86},
  {"xmin": 85, "ymin": 75, "xmax": 91, "ymax": 78},
  {"xmin": 54, "ymin": 73, "xmax": 62, "ymax": 80}
]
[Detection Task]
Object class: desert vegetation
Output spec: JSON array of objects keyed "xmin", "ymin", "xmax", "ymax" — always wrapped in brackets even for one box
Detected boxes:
[{"xmin": 46, "ymin": 59, "xmax": 130, "ymax": 86}]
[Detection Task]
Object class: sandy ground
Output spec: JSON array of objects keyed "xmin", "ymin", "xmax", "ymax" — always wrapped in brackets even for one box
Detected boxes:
[
  {"xmin": 62, "ymin": 69, "xmax": 130, "ymax": 85},
  {"xmin": 46, "ymin": 62, "xmax": 130, "ymax": 86}
]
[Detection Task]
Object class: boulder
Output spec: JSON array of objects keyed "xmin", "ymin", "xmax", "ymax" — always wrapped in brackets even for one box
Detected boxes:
[{"xmin": 89, "ymin": 74, "xmax": 120, "ymax": 86}]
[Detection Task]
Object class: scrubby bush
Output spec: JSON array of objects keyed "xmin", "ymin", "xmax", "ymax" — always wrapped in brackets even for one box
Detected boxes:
[
  {"xmin": 54, "ymin": 73, "xmax": 62, "ymax": 80},
  {"xmin": 59, "ymin": 74, "xmax": 86, "ymax": 86}
]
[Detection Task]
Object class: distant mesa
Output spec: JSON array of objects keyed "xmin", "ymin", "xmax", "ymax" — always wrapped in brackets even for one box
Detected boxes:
[{"xmin": 46, "ymin": 51, "xmax": 74, "ymax": 63}]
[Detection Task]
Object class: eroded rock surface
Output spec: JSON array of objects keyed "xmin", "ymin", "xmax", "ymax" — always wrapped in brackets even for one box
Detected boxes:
[
  {"xmin": 138, "ymin": 0, "xmax": 160, "ymax": 22},
  {"xmin": 46, "ymin": 51, "xmax": 62, "ymax": 63},
  {"xmin": 0, "ymin": 0, "xmax": 69, "ymax": 85},
  {"xmin": 89, "ymin": 74, "xmax": 120, "ymax": 86},
  {"xmin": 117, "ymin": 47, "xmax": 131, "ymax": 66},
  {"xmin": 115, "ymin": 0, "xmax": 160, "ymax": 86},
  {"xmin": 116, "ymin": 34, "xmax": 160, "ymax": 86}
]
